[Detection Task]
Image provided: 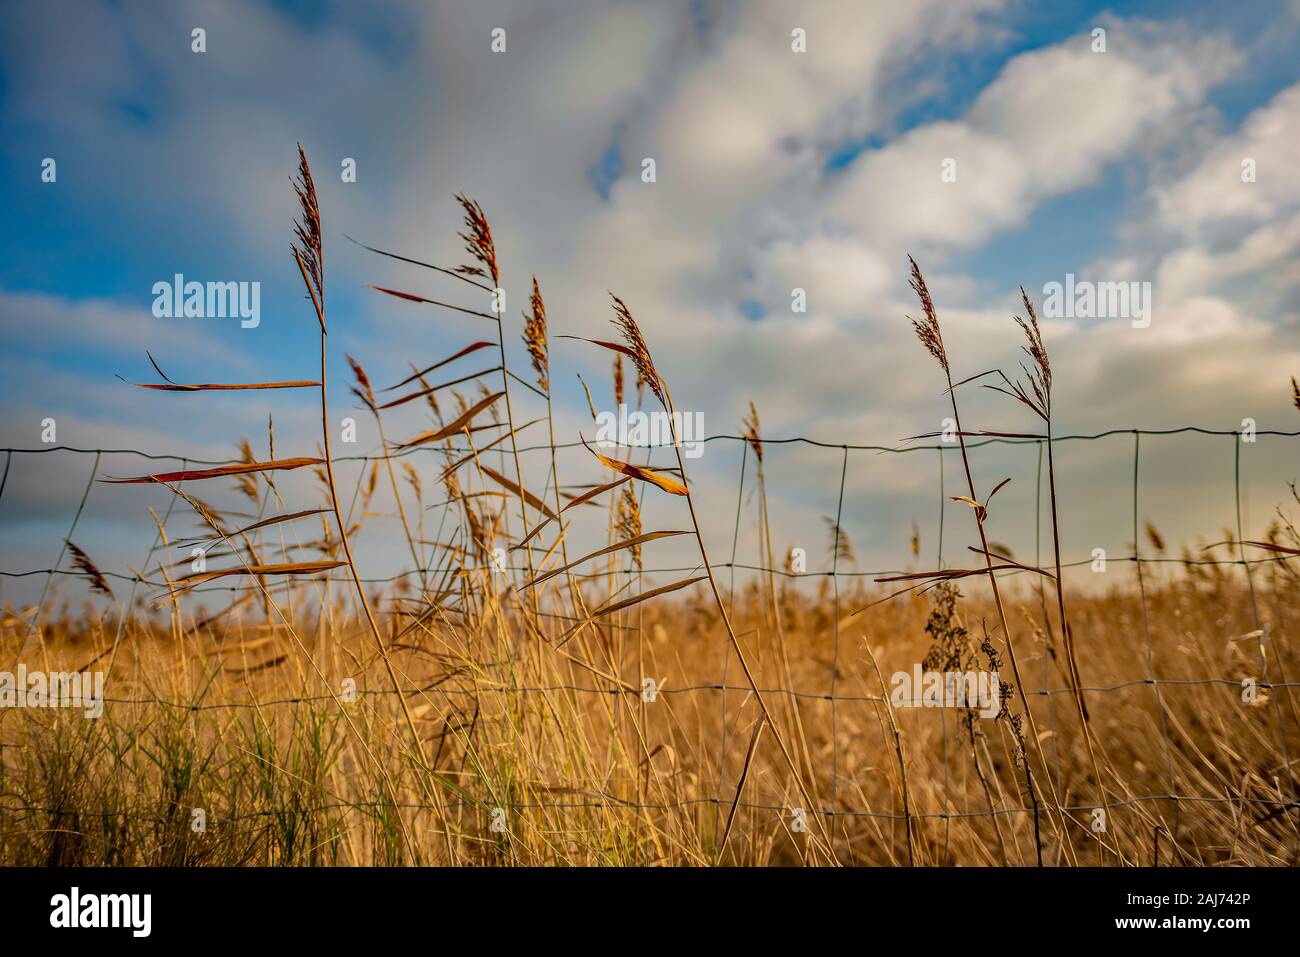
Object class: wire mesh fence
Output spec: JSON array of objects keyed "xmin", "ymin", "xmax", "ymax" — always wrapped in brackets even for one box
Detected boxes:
[{"xmin": 1, "ymin": 425, "xmax": 1297, "ymax": 861}]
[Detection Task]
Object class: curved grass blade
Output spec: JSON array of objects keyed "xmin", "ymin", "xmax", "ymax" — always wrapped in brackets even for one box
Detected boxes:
[
  {"xmin": 514, "ymin": 476, "xmax": 630, "ymax": 550},
  {"xmin": 582, "ymin": 438, "xmax": 686, "ymax": 496},
  {"xmin": 434, "ymin": 417, "xmax": 543, "ymax": 483},
  {"xmin": 122, "ymin": 378, "xmax": 321, "ymax": 392},
  {"xmin": 104, "ymin": 457, "xmax": 324, "ymax": 485},
  {"xmin": 377, "ymin": 367, "xmax": 500, "ymax": 410},
  {"xmin": 524, "ymin": 530, "xmax": 690, "ymax": 589},
  {"xmin": 478, "ymin": 464, "xmax": 557, "ymax": 521},
  {"xmin": 383, "ymin": 341, "xmax": 495, "ymax": 392},
  {"xmin": 369, "ymin": 285, "xmax": 497, "ymax": 322},
  {"xmin": 556, "ymin": 575, "xmax": 708, "ymax": 647},
  {"xmin": 398, "ymin": 391, "xmax": 503, "ymax": 449},
  {"xmin": 175, "ymin": 508, "xmax": 328, "ymax": 547}
]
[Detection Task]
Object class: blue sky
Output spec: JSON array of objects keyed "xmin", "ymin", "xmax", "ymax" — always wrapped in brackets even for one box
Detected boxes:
[{"xmin": 2, "ymin": 0, "xmax": 1299, "ymax": 609}]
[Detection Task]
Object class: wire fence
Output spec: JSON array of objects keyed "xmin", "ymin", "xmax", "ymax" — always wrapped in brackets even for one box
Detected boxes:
[{"xmin": 1, "ymin": 426, "xmax": 1298, "ymax": 855}]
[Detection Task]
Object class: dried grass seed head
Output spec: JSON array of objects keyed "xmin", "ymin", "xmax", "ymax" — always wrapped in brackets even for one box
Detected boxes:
[
  {"xmin": 291, "ymin": 144, "xmax": 324, "ymax": 312},
  {"xmin": 742, "ymin": 400, "xmax": 763, "ymax": 463},
  {"xmin": 67, "ymin": 541, "xmax": 114, "ymax": 599},
  {"xmin": 455, "ymin": 193, "xmax": 499, "ymax": 287},
  {"xmin": 610, "ymin": 293, "xmax": 663, "ymax": 404},
  {"xmin": 617, "ymin": 484, "xmax": 644, "ymax": 568},
  {"xmin": 824, "ymin": 516, "xmax": 856, "ymax": 565},
  {"xmin": 523, "ymin": 276, "xmax": 549, "ymax": 392},
  {"xmin": 347, "ymin": 353, "xmax": 375, "ymax": 409},
  {"xmin": 1015, "ymin": 286, "xmax": 1051, "ymax": 415},
  {"xmin": 907, "ymin": 256, "xmax": 948, "ymax": 374}
]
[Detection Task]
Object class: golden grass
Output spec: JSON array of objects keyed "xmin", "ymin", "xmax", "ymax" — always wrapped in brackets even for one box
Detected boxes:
[
  {"xmin": 2, "ymin": 569, "xmax": 1296, "ymax": 866},
  {"xmin": 1, "ymin": 150, "xmax": 1296, "ymax": 867}
]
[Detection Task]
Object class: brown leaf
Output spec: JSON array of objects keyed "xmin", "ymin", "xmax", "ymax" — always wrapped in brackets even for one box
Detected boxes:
[
  {"xmin": 377, "ymin": 367, "xmax": 499, "ymax": 410},
  {"xmin": 179, "ymin": 508, "xmax": 328, "ymax": 546},
  {"xmin": 515, "ymin": 477, "xmax": 630, "ymax": 549},
  {"xmin": 369, "ymin": 285, "xmax": 496, "ymax": 322},
  {"xmin": 126, "ymin": 380, "xmax": 319, "ymax": 392},
  {"xmin": 558, "ymin": 576, "xmax": 708, "ymax": 646},
  {"xmin": 478, "ymin": 464, "xmax": 558, "ymax": 521},
  {"xmin": 104, "ymin": 457, "xmax": 324, "ymax": 485},
  {"xmin": 398, "ymin": 392, "xmax": 503, "ymax": 448},
  {"xmin": 557, "ymin": 335, "xmax": 639, "ymax": 362},
  {"xmin": 582, "ymin": 439, "xmax": 687, "ymax": 496},
  {"xmin": 524, "ymin": 530, "xmax": 690, "ymax": 589},
  {"xmin": 175, "ymin": 560, "xmax": 346, "ymax": 587},
  {"xmin": 383, "ymin": 341, "xmax": 495, "ymax": 392}
]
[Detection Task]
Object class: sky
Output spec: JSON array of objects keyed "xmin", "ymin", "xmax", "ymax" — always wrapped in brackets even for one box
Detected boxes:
[{"xmin": 1, "ymin": 0, "xmax": 1299, "ymax": 612}]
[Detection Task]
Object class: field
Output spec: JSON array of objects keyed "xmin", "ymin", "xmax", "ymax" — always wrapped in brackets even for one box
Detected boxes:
[{"xmin": 1, "ymin": 150, "xmax": 1297, "ymax": 867}]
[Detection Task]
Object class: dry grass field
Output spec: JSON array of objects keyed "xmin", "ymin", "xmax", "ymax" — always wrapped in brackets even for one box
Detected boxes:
[{"xmin": 1, "ymin": 149, "xmax": 1296, "ymax": 867}]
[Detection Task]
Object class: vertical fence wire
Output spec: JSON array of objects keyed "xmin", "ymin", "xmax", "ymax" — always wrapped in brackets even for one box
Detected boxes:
[
  {"xmin": 0, "ymin": 450, "xmax": 11, "ymax": 508},
  {"xmin": 1235, "ymin": 434, "xmax": 1298, "ymax": 841},
  {"xmin": 1132, "ymin": 432, "xmax": 1179, "ymax": 850},
  {"xmin": 829, "ymin": 445, "xmax": 848, "ymax": 816},
  {"xmin": 1035, "ymin": 439, "xmax": 1063, "ymax": 800},
  {"xmin": 715, "ymin": 440, "xmax": 748, "ymax": 818},
  {"xmin": 27, "ymin": 450, "xmax": 101, "ymax": 647}
]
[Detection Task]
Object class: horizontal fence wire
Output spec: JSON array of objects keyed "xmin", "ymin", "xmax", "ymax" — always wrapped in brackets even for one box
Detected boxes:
[
  {"xmin": 4, "ymin": 425, "xmax": 1299, "ymax": 463},
  {"xmin": 1, "ymin": 676, "xmax": 1295, "ymax": 713},
  {"xmin": 0, "ymin": 793, "xmax": 1295, "ymax": 829},
  {"xmin": 1, "ymin": 553, "xmax": 1288, "ymax": 591}
]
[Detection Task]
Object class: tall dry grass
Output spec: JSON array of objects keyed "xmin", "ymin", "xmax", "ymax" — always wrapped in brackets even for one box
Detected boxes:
[{"xmin": 1, "ymin": 150, "xmax": 1296, "ymax": 866}]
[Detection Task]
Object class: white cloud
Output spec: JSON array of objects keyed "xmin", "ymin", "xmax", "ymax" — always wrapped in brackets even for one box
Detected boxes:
[
  {"xmin": 832, "ymin": 23, "xmax": 1239, "ymax": 253},
  {"xmin": 1157, "ymin": 83, "xmax": 1300, "ymax": 234}
]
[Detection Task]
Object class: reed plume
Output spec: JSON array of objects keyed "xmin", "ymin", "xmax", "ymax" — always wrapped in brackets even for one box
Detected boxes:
[
  {"xmin": 824, "ymin": 517, "xmax": 856, "ymax": 565},
  {"xmin": 66, "ymin": 542, "xmax": 113, "ymax": 599},
  {"xmin": 610, "ymin": 294, "xmax": 664, "ymax": 405},
  {"xmin": 742, "ymin": 400, "xmax": 763, "ymax": 463},
  {"xmin": 617, "ymin": 484, "xmax": 643, "ymax": 568},
  {"xmin": 523, "ymin": 276, "xmax": 549, "ymax": 392},
  {"xmin": 908, "ymin": 258, "xmax": 948, "ymax": 375},
  {"xmin": 455, "ymin": 194, "xmax": 499, "ymax": 286}
]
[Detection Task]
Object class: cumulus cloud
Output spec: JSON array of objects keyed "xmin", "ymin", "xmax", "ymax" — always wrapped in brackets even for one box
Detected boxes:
[{"xmin": 1156, "ymin": 83, "xmax": 1300, "ymax": 234}]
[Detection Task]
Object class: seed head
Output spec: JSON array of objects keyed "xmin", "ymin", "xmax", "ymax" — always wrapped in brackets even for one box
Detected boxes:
[
  {"xmin": 617, "ymin": 485, "xmax": 643, "ymax": 568},
  {"xmin": 1015, "ymin": 286, "xmax": 1051, "ymax": 417},
  {"xmin": 907, "ymin": 256, "xmax": 948, "ymax": 375},
  {"xmin": 455, "ymin": 194, "xmax": 499, "ymax": 287},
  {"xmin": 741, "ymin": 401, "xmax": 763, "ymax": 463},
  {"xmin": 523, "ymin": 276, "xmax": 549, "ymax": 392},
  {"xmin": 67, "ymin": 541, "xmax": 114, "ymax": 599},
  {"xmin": 610, "ymin": 294, "xmax": 664, "ymax": 404},
  {"xmin": 291, "ymin": 145, "xmax": 324, "ymax": 318}
]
